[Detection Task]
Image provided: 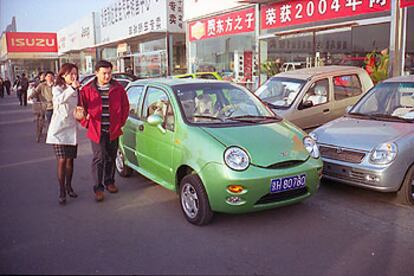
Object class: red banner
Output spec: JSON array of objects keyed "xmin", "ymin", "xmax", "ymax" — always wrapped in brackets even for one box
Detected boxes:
[
  {"xmin": 401, "ymin": 0, "xmax": 414, "ymax": 8},
  {"xmin": 6, "ymin": 32, "xmax": 58, "ymax": 53},
  {"xmin": 189, "ymin": 7, "xmax": 255, "ymax": 42},
  {"xmin": 261, "ymin": 0, "xmax": 391, "ymax": 30}
]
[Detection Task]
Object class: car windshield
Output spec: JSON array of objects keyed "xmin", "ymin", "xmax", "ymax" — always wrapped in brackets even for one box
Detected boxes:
[
  {"xmin": 173, "ymin": 83, "xmax": 279, "ymax": 125},
  {"xmin": 349, "ymin": 82, "xmax": 414, "ymax": 122},
  {"xmin": 255, "ymin": 77, "xmax": 306, "ymax": 108}
]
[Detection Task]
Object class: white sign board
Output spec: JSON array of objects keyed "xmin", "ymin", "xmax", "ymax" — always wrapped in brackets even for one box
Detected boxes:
[
  {"xmin": 183, "ymin": 0, "xmax": 246, "ymax": 21},
  {"xmin": 99, "ymin": 0, "xmax": 184, "ymax": 45},
  {"xmin": 57, "ymin": 14, "xmax": 96, "ymax": 54}
]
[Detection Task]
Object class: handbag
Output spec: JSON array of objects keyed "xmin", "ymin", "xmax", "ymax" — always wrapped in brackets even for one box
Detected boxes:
[{"xmin": 73, "ymin": 89, "xmax": 86, "ymax": 121}]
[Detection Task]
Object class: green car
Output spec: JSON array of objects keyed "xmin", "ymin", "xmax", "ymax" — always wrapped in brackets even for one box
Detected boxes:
[
  {"xmin": 116, "ymin": 79, "xmax": 323, "ymax": 225},
  {"xmin": 174, "ymin": 72, "xmax": 223, "ymax": 80}
]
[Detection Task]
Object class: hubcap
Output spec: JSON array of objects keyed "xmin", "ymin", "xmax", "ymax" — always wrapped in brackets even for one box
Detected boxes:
[
  {"xmin": 115, "ymin": 149, "xmax": 124, "ymax": 172},
  {"xmin": 181, "ymin": 183, "xmax": 199, "ymax": 219},
  {"xmin": 411, "ymin": 177, "xmax": 414, "ymax": 200}
]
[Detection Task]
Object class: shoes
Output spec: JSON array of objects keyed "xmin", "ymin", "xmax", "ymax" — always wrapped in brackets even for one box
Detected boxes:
[
  {"xmin": 95, "ymin": 190, "xmax": 104, "ymax": 202},
  {"xmin": 66, "ymin": 187, "xmax": 78, "ymax": 198},
  {"xmin": 106, "ymin": 184, "xmax": 118, "ymax": 193}
]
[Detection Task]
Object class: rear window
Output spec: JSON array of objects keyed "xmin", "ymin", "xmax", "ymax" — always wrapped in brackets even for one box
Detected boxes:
[{"xmin": 333, "ymin": 74, "xmax": 362, "ymax": 100}]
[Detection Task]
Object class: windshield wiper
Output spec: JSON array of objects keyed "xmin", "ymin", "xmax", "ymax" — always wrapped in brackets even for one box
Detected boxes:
[
  {"xmin": 347, "ymin": 112, "xmax": 371, "ymax": 117},
  {"xmin": 369, "ymin": 113, "xmax": 413, "ymax": 123},
  {"xmin": 227, "ymin": 115, "xmax": 280, "ymax": 123},
  {"xmin": 192, "ymin": 115, "xmax": 223, "ymax": 122}
]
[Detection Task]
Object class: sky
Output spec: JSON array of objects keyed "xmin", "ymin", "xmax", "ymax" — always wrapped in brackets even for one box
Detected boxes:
[{"xmin": 0, "ymin": 0, "xmax": 112, "ymax": 33}]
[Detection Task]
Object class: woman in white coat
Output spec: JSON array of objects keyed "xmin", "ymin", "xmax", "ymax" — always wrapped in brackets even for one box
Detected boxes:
[{"xmin": 46, "ymin": 63, "xmax": 81, "ymax": 204}]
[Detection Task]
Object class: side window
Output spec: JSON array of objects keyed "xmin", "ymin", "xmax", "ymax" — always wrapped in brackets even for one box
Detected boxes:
[
  {"xmin": 143, "ymin": 87, "xmax": 175, "ymax": 131},
  {"xmin": 333, "ymin": 74, "xmax": 362, "ymax": 100},
  {"xmin": 301, "ymin": 79, "xmax": 329, "ymax": 109},
  {"xmin": 127, "ymin": 86, "xmax": 144, "ymax": 118}
]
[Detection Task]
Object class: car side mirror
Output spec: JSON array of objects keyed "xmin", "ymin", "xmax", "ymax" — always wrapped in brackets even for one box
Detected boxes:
[
  {"xmin": 345, "ymin": 105, "xmax": 353, "ymax": 113},
  {"xmin": 147, "ymin": 114, "xmax": 166, "ymax": 134},
  {"xmin": 299, "ymin": 100, "xmax": 313, "ymax": 110}
]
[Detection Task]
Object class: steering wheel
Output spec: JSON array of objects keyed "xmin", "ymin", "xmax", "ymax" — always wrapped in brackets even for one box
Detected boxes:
[{"xmin": 219, "ymin": 105, "xmax": 237, "ymax": 117}]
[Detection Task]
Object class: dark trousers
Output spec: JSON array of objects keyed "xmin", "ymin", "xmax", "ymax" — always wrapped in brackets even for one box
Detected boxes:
[
  {"xmin": 45, "ymin": 109, "xmax": 53, "ymax": 123},
  {"xmin": 18, "ymin": 90, "xmax": 27, "ymax": 106},
  {"xmin": 91, "ymin": 132, "xmax": 118, "ymax": 192},
  {"xmin": 0, "ymin": 86, "xmax": 4, "ymax": 98}
]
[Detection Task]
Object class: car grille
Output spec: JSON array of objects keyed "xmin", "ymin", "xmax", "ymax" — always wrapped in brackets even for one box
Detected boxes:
[
  {"xmin": 255, "ymin": 187, "xmax": 308, "ymax": 205},
  {"xmin": 266, "ymin": 160, "xmax": 305, "ymax": 169},
  {"xmin": 319, "ymin": 145, "xmax": 366, "ymax": 163}
]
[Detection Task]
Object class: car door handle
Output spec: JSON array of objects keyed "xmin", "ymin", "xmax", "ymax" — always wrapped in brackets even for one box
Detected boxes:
[
  {"xmin": 138, "ymin": 125, "xmax": 144, "ymax": 132},
  {"xmin": 323, "ymin": 109, "xmax": 330, "ymax": 113}
]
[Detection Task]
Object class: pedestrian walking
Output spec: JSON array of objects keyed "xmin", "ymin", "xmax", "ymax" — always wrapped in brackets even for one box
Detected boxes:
[
  {"xmin": 0, "ymin": 77, "xmax": 4, "ymax": 98},
  {"xmin": 29, "ymin": 71, "xmax": 55, "ymax": 128},
  {"xmin": 17, "ymin": 73, "xmax": 29, "ymax": 106},
  {"xmin": 80, "ymin": 60, "xmax": 129, "ymax": 202},
  {"xmin": 4, "ymin": 78, "xmax": 11, "ymax": 96},
  {"xmin": 46, "ymin": 63, "xmax": 80, "ymax": 204}
]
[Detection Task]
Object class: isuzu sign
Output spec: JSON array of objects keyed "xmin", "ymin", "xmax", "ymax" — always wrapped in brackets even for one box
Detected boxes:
[{"xmin": 6, "ymin": 32, "xmax": 58, "ymax": 53}]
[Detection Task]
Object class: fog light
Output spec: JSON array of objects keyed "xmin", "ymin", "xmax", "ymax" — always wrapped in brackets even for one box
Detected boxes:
[
  {"xmin": 227, "ymin": 185, "xmax": 244, "ymax": 194},
  {"xmin": 365, "ymin": 174, "xmax": 380, "ymax": 182},
  {"xmin": 225, "ymin": 196, "xmax": 246, "ymax": 206}
]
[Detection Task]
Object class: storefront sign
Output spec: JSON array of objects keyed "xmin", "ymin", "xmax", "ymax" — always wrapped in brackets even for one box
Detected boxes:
[
  {"xmin": 261, "ymin": 0, "xmax": 391, "ymax": 30},
  {"xmin": 189, "ymin": 7, "xmax": 256, "ymax": 41},
  {"xmin": 99, "ymin": 0, "xmax": 184, "ymax": 45},
  {"xmin": 401, "ymin": 0, "xmax": 414, "ymax": 8},
  {"xmin": 57, "ymin": 14, "xmax": 95, "ymax": 53},
  {"xmin": 167, "ymin": 0, "xmax": 184, "ymax": 32},
  {"xmin": 6, "ymin": 32, "xmax": 58, "ymax": 53}
]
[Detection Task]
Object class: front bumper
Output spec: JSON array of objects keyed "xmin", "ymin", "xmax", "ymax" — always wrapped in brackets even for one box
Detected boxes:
[
  {"xmin": 199, "ymin": 158, "xmax": 323, "ymax": 214},
  {"xmin": 321, "ymin": 158, "xmax": 405, "ymax": 192}
]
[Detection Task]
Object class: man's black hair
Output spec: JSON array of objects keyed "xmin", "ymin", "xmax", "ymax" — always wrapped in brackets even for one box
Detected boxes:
[
  {"xmin": 95, "ymin": 60, "xmax": 113, "ymax": 72},
  {"xmin": 45, "ymin": 71, "xmax": 54, "ymax": 76},
  {"xmin": 22, "ymin": 73, "xmax": 26, "ymax": 77}
]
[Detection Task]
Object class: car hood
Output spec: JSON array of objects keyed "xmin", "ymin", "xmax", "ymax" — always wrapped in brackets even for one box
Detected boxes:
[
  {"xmin": 313, "ymin": 116, "xmax": 414, "ymax": 151},
  {"xmin": 201, "ymin": 122, "xmax": 310, "ymax": 167}
]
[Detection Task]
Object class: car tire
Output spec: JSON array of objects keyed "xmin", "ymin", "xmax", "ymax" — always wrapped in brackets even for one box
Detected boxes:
[
  {"xmin": 396, "ymin": 165, "xmax": 414, "ymax": 205},
  {"xmin": 179, "ymin": 174, "xmax": 213, "ymax": 226},
  {"xmin": 116, "ymin": 148, "xmax": 132, "ymax": 177}
]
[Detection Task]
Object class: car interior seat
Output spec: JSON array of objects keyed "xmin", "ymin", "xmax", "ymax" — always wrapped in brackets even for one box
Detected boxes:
[
  {"xmin": 307, "ymin": 85, "xmax": 328, "ymax": 106},
  {"xmin": 180, "ymin": 90, "xmax": 196, "ymax": 118},
  {"xmin": 195, "ymin": 93, "xmax": 214, "ymax": 115},
  {"xmin": 392, "ymin": 92, "xmax": 414, "ymax": 117}
]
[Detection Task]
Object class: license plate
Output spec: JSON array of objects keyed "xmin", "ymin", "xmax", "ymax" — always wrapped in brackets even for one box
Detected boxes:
[{"xmin": 270, "ymin": 174, "xmax": 306, "ymax": 193}]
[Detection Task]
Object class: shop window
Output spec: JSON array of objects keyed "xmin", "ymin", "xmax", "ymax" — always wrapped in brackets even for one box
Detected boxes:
[
  {"xmin": 127, "ymin": 85, "xmax": 144, "ymax": 118},
  {"xmin": 333, "ymin": 75, "xmax": 362, "ymax": 100},
  {"xmin": 300, "ymin": 79, "xmax": 329, "ymax": 109},
  {"xmin": 405, "ymin": 8, "xmax": 414, "ymax": 75},
  {"xmin": 143, "ymin": 87, "xmax": 174, "ymax": 131}
]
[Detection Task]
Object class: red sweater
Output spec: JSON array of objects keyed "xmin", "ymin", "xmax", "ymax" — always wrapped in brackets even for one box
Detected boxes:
[{"xmin": 80, "ymin": 79, "xmax": 129, "ymax": 143}]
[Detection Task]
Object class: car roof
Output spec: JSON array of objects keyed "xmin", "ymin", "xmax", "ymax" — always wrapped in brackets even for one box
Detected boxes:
[
  {"xmin": 274, "ymin": 65, "xmax": 366, "ymax": 80},
  {"xmin": 382, "ymin": 75, "xmax": 414, "ymax": 83},
  {"xmin": 130, "ymin": 77, "xmax": 229, "ymax": 87}
]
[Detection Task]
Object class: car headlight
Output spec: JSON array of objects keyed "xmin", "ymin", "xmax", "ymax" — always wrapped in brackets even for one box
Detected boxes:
[
  {"xmin": 303, "ymin": 136, "xmax": 320, "ymax": 159},
  {"xmin": 224, "ymin": 147, "xmax": 250, "ymax": 171},
  {"xmin": 369, "ymin": 143, "xmax": 397, "ymax": 165}
]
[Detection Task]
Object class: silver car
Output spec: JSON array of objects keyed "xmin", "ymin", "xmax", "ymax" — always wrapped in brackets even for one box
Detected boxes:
[
  {"xmin": 256, "ymin": 66, "xmax": 374, "ymax": 130},
  {"xmin": 311, "ymin": 75, "xmax": 414, "ymax": 205}
]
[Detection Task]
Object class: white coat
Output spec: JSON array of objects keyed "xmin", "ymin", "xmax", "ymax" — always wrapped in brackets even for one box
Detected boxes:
[{"xmin": 46, "ymin": 85, "xmax": 78, "ymax": 145}]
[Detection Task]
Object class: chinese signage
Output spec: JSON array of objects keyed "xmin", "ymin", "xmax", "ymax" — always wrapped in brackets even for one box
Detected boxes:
[
  {"xmin": 189, "ymin": 7, "xmax": 256, "ymax": 42},
  {"xmin": 401, "ymin": 0, "xmax": 414, "ymax": 8},
  {"xmin": 99, "ymin": 0, "xmax": 184, "ymax": 45},
  {"xmin": 6, "ymin": 32, "xmax": 58, "ymax": 53},
  {"xmin": 261, "ymin": 0, "xmax": 391, "ymax": 30},
  {"xmin": 57, "ymin": 14, "xmax": 95, "ymax": 53},
  {"xmin": 167, "ymin": 0, "xmax": 184, "ymax": 32}
]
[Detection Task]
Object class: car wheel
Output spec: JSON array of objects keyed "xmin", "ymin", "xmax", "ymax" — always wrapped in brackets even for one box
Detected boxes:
[
  {"xmin": 116, "ymin": 148, "xmax": 132, "ymax": 177},
  {"xmin": 397, "ymin": 165, "xmax": 414, "ymax": 205},
  {"xmin": 179, "ymin": 174, "xmax": 213, "ymax": 225}
]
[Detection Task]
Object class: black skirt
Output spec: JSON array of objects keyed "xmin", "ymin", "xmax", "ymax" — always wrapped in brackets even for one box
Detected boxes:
[{"xmin": 53, "ymin": 144, "xmax": 78, "ymax": 159}]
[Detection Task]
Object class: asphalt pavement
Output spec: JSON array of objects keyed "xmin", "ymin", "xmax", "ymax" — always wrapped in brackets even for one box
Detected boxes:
[{"xmin": 0, "ymin": 94, "xmax": 413, "ymax": 275}]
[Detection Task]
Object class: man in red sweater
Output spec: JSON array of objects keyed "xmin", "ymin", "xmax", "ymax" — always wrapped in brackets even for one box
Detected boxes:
[{"xmin": 80, "ymin": 60, "xmax": 129, "ymax": 202}]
